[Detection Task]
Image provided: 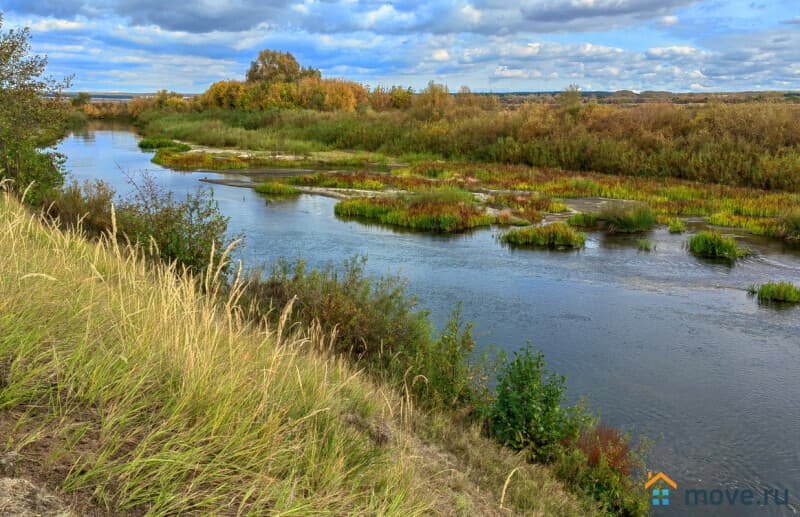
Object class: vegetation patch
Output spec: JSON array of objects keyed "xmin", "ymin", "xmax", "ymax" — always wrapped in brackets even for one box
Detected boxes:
[
  {"xmin": 138, "ymin": 137, "xmax": 190, "ymax": 151},
  {"xmin": 254, "ymin": 181, "xmax": 301, "ymax": 196},
  {"xmin": 335, "ymin": 189, "xmax": 495, "ymax": 232},
  {"xmin": 748, "ymin": 281, "xmax": 800, "ymax": 303},
  {"xmin": 597, "ymin": 205, "xmax": 657, "ymax": 233},
  {"xmin": 637, "ymin": 238, "xmax": 654, "ymax": 252},
  {"xmin": 667, "ymin": 218, "xmax": 687, "ymax": 233},
  {"xmin": 287, "ymin": 172, "xmax": 386, "ymax": 190},
  {"xmin": 687, "ymin": 231, "xmax": 749, "ymax": 261},
  {"xmin": 501, "ymin": 223, "xmax": 587, "ymax": 249},
  {"xmin": 567, "ymin": 212, "xmax": 600, "ymax": 229},
  {"xmin": 779, "ymin": 210, "xmax": 800, "ymax": 242}
]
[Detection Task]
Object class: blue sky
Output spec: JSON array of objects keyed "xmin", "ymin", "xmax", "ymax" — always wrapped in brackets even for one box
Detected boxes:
[{"xmin": 2, "ymin": 0, "xmax": 799, "ymax": 93}]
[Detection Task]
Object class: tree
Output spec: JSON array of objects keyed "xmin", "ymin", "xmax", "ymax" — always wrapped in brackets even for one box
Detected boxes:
[
  {"xmin": 0, "ymin": 15, "xmax": 71, "ymax": 204},
  {"xmin": 245, "ymin": 49, "xmax": 320, "ymax": 84}
]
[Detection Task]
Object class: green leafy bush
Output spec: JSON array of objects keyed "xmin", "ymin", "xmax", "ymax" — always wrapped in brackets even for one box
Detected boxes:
[{"xmin": 487, "ymin": 344, "xmax": 582, "ymax": 462}]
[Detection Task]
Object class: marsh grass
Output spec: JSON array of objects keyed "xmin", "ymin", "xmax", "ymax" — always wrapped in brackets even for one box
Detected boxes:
[
  {"xmin": 687, "ymin": 231, "xmax": 749, "ymax": 261},
  {"xmin": 637, "ymin": 238, "xmax": 654, "ymax": 252},
  {"xmin": 667, "ymin": 218, "xmax": 687, "ymax": 233},
  {"xmin": 501, "ymin": 223, "xmax": 586, "ymax": 249},
  {"xmin": 597, "ymin": 205, "xmax": 657, "ymax": 233},
  {"xmin": 138, "ymin": 138, "xmax": 190, "ymax": 151},
  {"xmin": 748, "ymin": 281, "xmax": 800, "ymax": 303},
  {"xmin": 780, "ymin": 210, "xmax": 800, "ymax": 242},
  {"xmin": 335, "ymin": 189, "xmax": 494, "ymax": 233},
  {"xmin": 254, "ymin": 181, "xmax": 301, "ymax": 196},
  {"xmin": 567, "ymin": 212, "xmax": 600, "ymax": 229},
  {"xmin": 287, "ymin": 172, "xmax": 386, "ymax": 190}
]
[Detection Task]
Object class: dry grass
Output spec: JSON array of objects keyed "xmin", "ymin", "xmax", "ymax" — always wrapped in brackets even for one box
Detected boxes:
[{"xmin": 0, "ymin": 192, "xmax": 595, "ymax": 516}]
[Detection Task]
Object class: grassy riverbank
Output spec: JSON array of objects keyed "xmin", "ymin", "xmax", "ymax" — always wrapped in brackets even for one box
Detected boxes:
[{"xmin": 0, "ymin": 193, "xmax": 615, "ymax": 515}]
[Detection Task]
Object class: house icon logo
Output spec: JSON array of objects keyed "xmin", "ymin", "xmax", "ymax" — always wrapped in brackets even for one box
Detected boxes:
[{"xmin": 646, "ymin": 471, "xmax": 678, "ymax": 507}]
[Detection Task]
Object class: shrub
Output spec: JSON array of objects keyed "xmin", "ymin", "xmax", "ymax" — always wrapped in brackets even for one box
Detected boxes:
[
  {"xmin": 254, "ymin": 181, "xmax": 301, "ymax": 196},
  {"xmin": 748, "ymin": 281, "xmax": 800, "ymax": 303},
  {"xmin": 598, "ymin": 205, "xmax": 656, "ymax": 233},
  {"xmin": 501, "ymin": 223, "xmax": 586, "ymax": 249},
  {"xmin": 667, "ymin": 218, "xmax": 687, "ymax": 233},
  {"xmin": 687, "ymin": 231, "xmax": 747, "ymax": 260},
  {"xmin": 487, "ymin": 344, "xmax": 582, "ymax": 462}
]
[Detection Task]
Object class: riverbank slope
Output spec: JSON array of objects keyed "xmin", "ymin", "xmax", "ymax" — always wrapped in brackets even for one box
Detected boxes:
[{"xmin": 0, "ymin": 193, "xmax": 597, "ymax": 515}]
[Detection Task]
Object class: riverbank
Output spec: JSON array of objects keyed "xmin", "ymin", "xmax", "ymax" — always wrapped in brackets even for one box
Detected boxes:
[{"xmin": 0, "ymin": 193, "xmax": 613, "ymax": 515}]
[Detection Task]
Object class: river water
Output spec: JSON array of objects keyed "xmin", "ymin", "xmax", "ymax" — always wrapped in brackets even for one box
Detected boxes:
[{"xmin": 59, "ymin": 122, "xmax": 800, "ymax": 515}]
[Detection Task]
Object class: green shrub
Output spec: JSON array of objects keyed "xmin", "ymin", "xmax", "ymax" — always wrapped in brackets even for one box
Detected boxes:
[
  {"xmin": 749, "ymin": 281, "xmax": 800, "ymax": 303},
  {"xmin": 45, "ymin": 174, "xmax": 232, "ymax": 273},
  {"xmin": 254, "ymin": 181, "xmax": 301, "ymax": 196},
  {"xmin": 667, "ymin": 218, "xmax": 687, "ymax": 233},
  {"xmin": 687, "ymin": 231, "xmax": 747, "ymax": 260},
  {"xmin": 598, "ymin": 205, "xmax": 656, "ymax": 233},
  {"xmin": 501, "ymin": 223, "xmax": 586, "ymax": 249},
  {"xmin": 487, "ymin": 344, "xmax": 582, "ymax": 462}
]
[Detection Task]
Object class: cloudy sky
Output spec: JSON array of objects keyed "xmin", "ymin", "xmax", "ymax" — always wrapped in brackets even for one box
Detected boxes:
[{"xmin": 2, "ymin": 0, "xmax": 799, "ymax": 93}]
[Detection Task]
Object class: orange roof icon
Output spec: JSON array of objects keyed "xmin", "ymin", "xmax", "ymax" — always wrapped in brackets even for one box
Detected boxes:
[{"xmin": 645, "ymin": 471, "xmax": 677, "ymax": 490}]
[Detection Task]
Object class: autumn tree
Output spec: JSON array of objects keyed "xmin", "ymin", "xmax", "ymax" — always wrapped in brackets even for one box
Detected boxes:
[
  {"xmin": 0, "ymin": 15, "xmax": 71, "ymax": 203},
  {"xmin": 245, "ymin": 50, "xmax": 320, "ymax": 84}
]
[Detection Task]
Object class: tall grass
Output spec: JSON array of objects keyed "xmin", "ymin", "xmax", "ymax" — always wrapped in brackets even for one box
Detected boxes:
[
  {"xmin": 1, "ymin": 193, "xmax": 601, "ymax": 515},
  {"xmin": 748, "ymin": 282, "xmax": 800, "ymax": 303},
  {"xmin": 687, "ymin": 231, "xmax": 748, "ymax": 260},
  {"xmin": 254, "ymin": 181, "xmax": 301, "ymax": 196},
  {"xmin": 501, "ymin": 223, "xmax": 587, "ymax": 249},
  {"xmin": 597, "ymin": 205, "xmax": 657, "ymax": 233}
]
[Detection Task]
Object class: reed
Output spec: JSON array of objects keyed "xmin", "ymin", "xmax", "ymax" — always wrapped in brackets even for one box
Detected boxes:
[
  {"xmin": 749, "ymin": 281, "xmax": 800, "ymax": 303},
  {"xmin": 687, "ymin": 231, "xmax": 748, "ymax": 260},
  {"xmin": 501, "ymin": 223, "xmax": 586, "ymax": 249}
]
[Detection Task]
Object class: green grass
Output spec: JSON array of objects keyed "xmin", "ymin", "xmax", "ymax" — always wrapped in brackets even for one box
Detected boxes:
[
  {"xmin": 138, "ymin": 137, "xmax": 191, "ymax": 151},
  {"xmin": 687, "ymin": 231, "xmax": 748, "ymax": 260},
  {"xmin": 334, "ymin": 189, "xmax": 495, "ymax": 233},
  {"xmin": 567, "ymin": 212, "xmax": 600, "ymax": 228},
  {"xmin": 254, "ymin": 181, "xmax": 301, "ymax": 196},
  {"xmin": 780, "ymin": 210, "xmax": 800, "ymax": 242},
  {"xmin": 597, "ymin": 205, "xmax": 657, "ymax": 233},
  {"xmin": 0, "ymin": 193, "xmax": 599, "ymax": 516},
  {"xmin": 501, "ymin": 223, "xmax": 587, "ymax": 249},
  {"xmin": 286, "ymin": 172, "xmax": 386, "ymax": 190},
  {"xmin": 748, "ymin": 281, "xmax": 800, "ymax": 303},
  {"xmin": 637, "ymin": 238, "xmax": 654, "ymax": 252},
  {"xmin": 667, "ymin": 218, "xmax": 687, "ymax": 233}
]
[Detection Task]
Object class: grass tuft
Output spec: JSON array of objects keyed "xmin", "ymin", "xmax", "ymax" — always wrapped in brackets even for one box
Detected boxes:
[
  {"xmin": 254, "ymin": 181, "xmax": 301, "ymax": 196},
  {"xmin": 597, "ymin": 205, "xmax": 657, "ymax": 233},
  {"xmin": 748, "ymin": 281, "xmax": 800, "ymax": 303},
  {"xmin": 637, "ymin": 238, "xmax": 654, "ymax": 252},
  {"xmin": 501, "ymin": 223, "xmax": 586, "ymax": 249},
  {"xmin": 667, "ymin": 218, "xmax": 687, "ymax": 233},
  {"xmin": 687, "ymin": 231, "xmax": 748, "ymax": 260}
]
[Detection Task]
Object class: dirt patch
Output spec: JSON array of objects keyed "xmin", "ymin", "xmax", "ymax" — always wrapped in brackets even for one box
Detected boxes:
[
  {"xmin": 0, "ymin": 409, "xmax": 130, "ymax": 516},
  {"xmin": 0, "ymin": 478, "xmax": 71, "ymax": 516}
]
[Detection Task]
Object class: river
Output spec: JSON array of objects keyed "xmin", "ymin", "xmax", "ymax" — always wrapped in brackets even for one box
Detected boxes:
[{"xmin": 59, "ymin": 121, "xmax": 800, "ymax": 515}]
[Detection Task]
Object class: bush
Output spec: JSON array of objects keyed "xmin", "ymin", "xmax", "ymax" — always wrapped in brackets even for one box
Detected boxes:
[
  {"xmin": 749, "ymin": 281, "xmax": 800, "ymax": 303},
  {"xmin": 46, "ymin": 173, "xmax": 232, "ymax": 273},
  {"xmin": 487, "ymin": 344, "xmax": 582, "ymax": 462},
  {"xmin": 501, "ymin": 223, "xmax": 586, "ymax": 249},
  {"xmin": 687, "ymin": 231, "xmax": 747, "ymax": 260}
]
